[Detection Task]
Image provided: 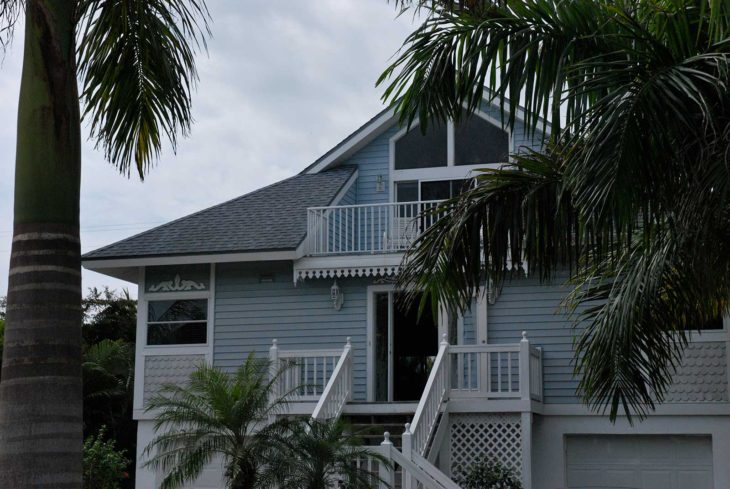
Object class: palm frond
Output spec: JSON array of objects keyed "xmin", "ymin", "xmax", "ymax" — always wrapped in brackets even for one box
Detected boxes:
[
  {"xmin": 388, "ymin": 0, "xmax": 730, "ymax": 419},
  {"xmin": 143, "ymin": 354, "xmax": 294, "ymax": 489},
  {"xmin": 0, "ymin": 0, "xmax": 22, "ymax": 51},
  {"xmin": 77, "ymin": 0, "xmax": 210, "ymax": 178}
]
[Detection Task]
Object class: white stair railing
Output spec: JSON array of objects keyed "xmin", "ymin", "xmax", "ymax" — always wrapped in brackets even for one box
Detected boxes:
[
  {"xmin": 371, "ymin": 432, "xmax": 461, "ymax": 489},
  {"xmin": 409, "ymin": 334, "xmax": 450, "ymax": 457},
  {"xmin": 311, "ymin": 337, "xmax": 353, "ymax": 421}
]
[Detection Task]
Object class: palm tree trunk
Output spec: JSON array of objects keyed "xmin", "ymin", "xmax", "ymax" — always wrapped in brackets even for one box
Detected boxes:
[{"xmin": 0, "ymin": 1, "xmax": 82, "ymax": 487}]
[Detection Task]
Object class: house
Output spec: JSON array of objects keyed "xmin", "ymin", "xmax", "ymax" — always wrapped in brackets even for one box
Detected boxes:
[{"xmin": 83, "ymin": 97, "xmax": 730, "ymax": 489}]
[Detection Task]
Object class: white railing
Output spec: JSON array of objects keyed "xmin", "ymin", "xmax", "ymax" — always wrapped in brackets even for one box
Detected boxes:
[
  {"xmin": 528, "ymin": 343, "xmax": 543, "ymax": 402},
  {"xmin": 409, "ymin": 334, "xmax": 450, "ymax": 457},
  {"xmin": 269, "ymin": 339, "xmax": 343, "ymax": 401},
  {"xmin": 306, "ymin": 200, "xmax": 443, "ymax": 255},
  {"xmin": 311, "ymin": 338, "xmax": 353, "ymax": 420},
  {"xmin": 368, "ymin": 432, "xmax": 461, "ymax": 489},
  {"xmin": 449, "ymin": 332, "xmax": 542, "ymax": 402}
]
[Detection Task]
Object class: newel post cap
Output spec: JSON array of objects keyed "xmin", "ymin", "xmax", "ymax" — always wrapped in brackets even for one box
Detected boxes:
[
  {"xmin": 521, "ymin": 331, "xmax": 528, "ymax": 342},
  {"xmin": 441, "ymin": 333, "xmax": 449, "ymax": 346}
]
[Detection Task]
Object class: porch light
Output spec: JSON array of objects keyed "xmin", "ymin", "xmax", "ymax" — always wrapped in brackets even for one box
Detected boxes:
[
  {"xmin": 375, "ymin": 174, "xmax": 385, "ymax": 193},
  {"xmin": 331, "ymin": 279, "xmax": 344, "ymax": 311}
]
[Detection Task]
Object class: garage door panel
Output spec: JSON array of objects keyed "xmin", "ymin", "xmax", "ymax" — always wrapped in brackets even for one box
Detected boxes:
[{"xmin": 566, "ymin": 435, "xmax": 712, "ymax": 489}]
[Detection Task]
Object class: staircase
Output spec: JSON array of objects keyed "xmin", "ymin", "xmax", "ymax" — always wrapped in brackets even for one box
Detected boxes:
[{"xmin": 271, "ymin": 332, "xmax": 544, "ymax": 489}]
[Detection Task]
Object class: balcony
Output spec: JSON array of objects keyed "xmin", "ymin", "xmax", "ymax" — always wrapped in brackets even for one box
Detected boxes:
[{"xmin": 305, "ymin": 201, "xmax": 443, "ymax": 256}]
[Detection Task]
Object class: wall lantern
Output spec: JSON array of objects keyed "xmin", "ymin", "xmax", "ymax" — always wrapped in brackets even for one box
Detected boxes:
[
  {"xmin": 331, "ymin": 279, "xmax": 344, "ymax": 311},
  {"xmin": 375, "ymin": 175, "xmax": 385, "ymax": 193}
]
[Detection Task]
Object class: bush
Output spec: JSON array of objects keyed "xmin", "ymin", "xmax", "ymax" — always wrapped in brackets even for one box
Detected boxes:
[
  {"xmin": 454, "ymin": 457, "xmax": 522, "ymax": 489},
  {"xmin": 83, "ymin": 427, "xmax": 130, "ymax": 489}
]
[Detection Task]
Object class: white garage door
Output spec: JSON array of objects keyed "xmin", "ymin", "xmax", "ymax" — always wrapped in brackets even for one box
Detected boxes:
[{"xmin": 566, "ymin": 435, "xmax": 713, "ymax": 489}]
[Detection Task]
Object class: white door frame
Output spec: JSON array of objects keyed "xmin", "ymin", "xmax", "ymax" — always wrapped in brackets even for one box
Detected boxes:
[{"xmin": 366, "ymin": 284, "xmax": 445, "ymax": 402}]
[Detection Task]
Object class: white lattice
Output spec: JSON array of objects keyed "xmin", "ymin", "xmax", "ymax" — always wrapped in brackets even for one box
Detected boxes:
[{"xmin": 449, "ymin": 413, "xmax": 522, "ymax": 480}]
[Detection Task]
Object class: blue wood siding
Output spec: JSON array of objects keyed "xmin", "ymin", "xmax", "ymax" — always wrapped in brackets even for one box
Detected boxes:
[
  {"xmin": 344, "ymin": 124, "xmax": 399, "ymax": 205},
  {"xmin": 462, "ymin": 301, "xmax": 477, "ymax": 345},
  {"xmin": 214, "ymin": 262, "xmax": 370, "ymax": 400},
  {"xmin": 487, "ymin": 277, "xmax": 582, "ymax": 404}
]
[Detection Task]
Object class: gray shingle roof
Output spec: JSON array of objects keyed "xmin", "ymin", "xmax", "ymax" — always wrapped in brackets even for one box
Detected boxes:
[{"xmin": 83, "ymin": 166, "xmax": 357, "ymax": 261}]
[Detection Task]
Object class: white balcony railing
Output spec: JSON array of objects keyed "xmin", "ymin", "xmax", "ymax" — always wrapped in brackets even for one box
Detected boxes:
[
  {"xmin": 269, "ymin": 340, "xmax": 343, "ymax": 402},
  {"xmin": 306, "ymin": 201, "xmax": 443, "ymax": 255},
  {"xmin": 449, "ymin": 332, "xmax": 543, "ymax": 402}
]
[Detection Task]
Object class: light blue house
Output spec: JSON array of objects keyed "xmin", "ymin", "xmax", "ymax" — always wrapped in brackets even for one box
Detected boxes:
[{"xmin": 84, "ymin": 97, "xmax": 730, "ymax": 489}]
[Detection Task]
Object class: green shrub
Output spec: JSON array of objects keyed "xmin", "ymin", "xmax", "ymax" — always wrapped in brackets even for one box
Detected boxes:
[
  {"xmin": 83, "ymin": 427, "xmax": 130, "ymax": 489},
  {"xmin": 454, "ymin": 457, "xmax": 522, "ymax": 489}
]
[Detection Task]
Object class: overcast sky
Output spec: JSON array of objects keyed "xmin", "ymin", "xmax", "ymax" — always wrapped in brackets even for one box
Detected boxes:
[{"xmin": 0, "ymin": 1, "xmax": 418, "ymax": 299}]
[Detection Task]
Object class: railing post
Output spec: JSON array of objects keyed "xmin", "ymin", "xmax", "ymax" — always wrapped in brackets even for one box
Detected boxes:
[
  {"xmin": 269, "ymin": 339, "xmax": 280, "ymax": 424},
  {"xmin": 519, "ymin": 332, "xmax": 530, "ymax": 401},
  {"xmin": 402, "ymin": 423, "xmax": 413, "ymax": 489},
  {"xmin": 441, "ymin": 333, "xmax": 451, "ymax": 394},
  {"xmin": 346, "ymin": 337, "xmax": 353, "ymax": 401},
  {"xmin": 379, "ymin": 432, "xmax": 395, "ymax": 489}
]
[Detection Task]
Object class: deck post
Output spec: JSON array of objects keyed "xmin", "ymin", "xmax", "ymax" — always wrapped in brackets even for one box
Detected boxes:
[
  {"xmin": 521, "ymin": 412, "xmax": 533, "ymax": 489},
  {"xmin": 379, "ymin": 432, "xmax": 395, "ymax": 489},
  {"xmin": 519, "ymin": 332, "xmax": 531, "ymax": 401},
  {"xmin": 268, "ymin": 339, "xmax": 279, "ymax": 424},
  {"xmin": 402, "ymin": 423, "xmax": 413, "ymax": 489}
]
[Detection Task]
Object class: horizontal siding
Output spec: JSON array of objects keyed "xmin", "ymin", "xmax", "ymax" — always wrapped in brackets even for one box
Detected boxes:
[
  {"xmin": 214, "ymin": 262, "xmax": 370, "ymax": 400},
  {"xmin": 488, "ymin": 277, "xmax": 583, "ymax": 404},
  {"xmin": 345, "ymin": 124, "xmax": 399, "ymax": 205}
]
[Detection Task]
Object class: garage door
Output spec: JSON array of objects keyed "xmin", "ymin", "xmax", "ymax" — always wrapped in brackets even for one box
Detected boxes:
[{"xmin": 566, "ymin": 435, "xmax": 713, "ymax": 489}]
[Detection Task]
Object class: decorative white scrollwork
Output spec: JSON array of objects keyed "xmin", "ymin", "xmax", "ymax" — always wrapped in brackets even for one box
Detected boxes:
[{"xmin": 148, "ymin": 274, "xmax": 205, "ymax": 292}]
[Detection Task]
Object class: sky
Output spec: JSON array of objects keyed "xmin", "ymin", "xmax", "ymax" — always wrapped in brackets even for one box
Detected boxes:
[{"xmin": 0, "ymin": 1, "xmax": 419, "ymax": 299}]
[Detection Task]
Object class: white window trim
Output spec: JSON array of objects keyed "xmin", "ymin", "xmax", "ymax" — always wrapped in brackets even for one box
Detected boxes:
[
  {"xmin": 133, "ymin": 265, "xmax": 216, "ymax": 412},
  {"xmin": 388, "ymin": 107, "xmax": 514, "ymax": 203},
  {"xmin": 365, "ymin": 285, "xmax": 448, "ymax": 402}
]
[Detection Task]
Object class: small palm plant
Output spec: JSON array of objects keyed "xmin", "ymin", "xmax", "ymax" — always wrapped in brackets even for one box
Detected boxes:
[
  {"xmin": 143, "ymin": 354, "xmax": 289, "ymax": 489},
  {"xmin": 267, "ymin": 417, "xmax": 391, "ymax": 489}
]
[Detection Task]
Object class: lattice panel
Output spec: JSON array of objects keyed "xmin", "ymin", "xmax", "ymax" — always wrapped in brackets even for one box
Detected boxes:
[{"xmin": 450, "ymin": 413, "xmax": 522, "ymax": 480}]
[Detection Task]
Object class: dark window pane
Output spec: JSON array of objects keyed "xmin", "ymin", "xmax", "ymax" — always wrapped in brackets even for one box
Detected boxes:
[
  {"xmin": 148, "ymin": 322, "xmax": 207, "ymax": 345},
  {"xmin": 420, "ymin": 179, "xmax": 469, "ymax": 201},
  {"xmin": 420, "ymin": 180, "xmax": 451, "ymax": 201},
  {"xmin": 394, "ymin": 123, "xmax": 448, "ymax": 170},
  {"xmin": 395, "ymin": 181, "xmax": 418, "ymax": 202},
  {"xmin": 700, "ymin": 316, "xmax": 724, "ymax": 330},
  {"xmin": 455, "ymin": 115, "xmax": 509, "ymax": 165},
  {"xmin": 148, "ymin": 299, "xmax": 207, "ymax": 322}
]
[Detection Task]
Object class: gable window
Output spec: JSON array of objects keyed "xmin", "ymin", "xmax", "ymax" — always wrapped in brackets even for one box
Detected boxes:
[
  {"xmin": 394, "ymin": 122, "xmax": 448, "ymax": 170},
  {"xmin": 454, "ymin": 115, "xmax": 509, "ymax": 165},
  {"xmin": 147, "ymin": 299, "xmax": 208, "ymax": 345}
]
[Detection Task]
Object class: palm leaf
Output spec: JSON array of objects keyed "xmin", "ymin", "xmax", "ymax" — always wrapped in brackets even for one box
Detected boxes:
[{"xmin": 77, "ymin": 0, "xmax": 211, "ymax": 178}]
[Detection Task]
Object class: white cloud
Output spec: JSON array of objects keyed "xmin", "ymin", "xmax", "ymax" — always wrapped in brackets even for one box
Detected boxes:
[{"xmin": 0, "ymin": 1, "xmax": 418, "ymax": 298}]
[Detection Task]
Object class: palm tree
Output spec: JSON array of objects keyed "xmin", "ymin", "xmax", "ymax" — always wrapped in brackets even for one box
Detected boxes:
[
  {"xmin": 0, "ymin": 1, "xmax": 209, "ymax": 486},
  {"xmin": 267, "ymin": 418, "xmax": 390, "ymax": 489},
  {"xmin": 378, "ymin": 0, "xmax": 730, "ymax": 420},
  {"xmin": 143, "ymin": 355, "xmax": 290, "ymax": 489}
]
